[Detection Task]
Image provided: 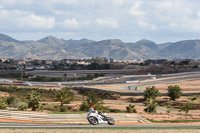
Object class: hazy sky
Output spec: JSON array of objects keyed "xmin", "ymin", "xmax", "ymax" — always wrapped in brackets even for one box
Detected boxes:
[{"xmin": 0, "ymin": 0, "xmax": 200, "ymax": 43}]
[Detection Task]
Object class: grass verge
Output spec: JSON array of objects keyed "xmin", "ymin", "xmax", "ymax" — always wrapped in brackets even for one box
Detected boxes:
[
  {"xmin": 147, "ymin": 118, "xmax": 200, "ymax": 123},
  {"xmin": 49, "ymin": 111, "xmax": 87, "ymax": 114}
]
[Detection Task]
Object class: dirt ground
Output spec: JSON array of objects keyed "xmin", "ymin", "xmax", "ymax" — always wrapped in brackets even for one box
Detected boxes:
[
  {"xmin": 1, "ymin": 79, "xmax": 200, "ymax": 124},
  {"xmin": 153, "ymin": 79, "xmax": 200, "ymax": 93},
  {"xmin": 0, "ymin": 129, "xmax": 199, "ymax": 133},
  {"xmin": 85, "ymin": 78, "xmax": 200, "ymax": 93}
]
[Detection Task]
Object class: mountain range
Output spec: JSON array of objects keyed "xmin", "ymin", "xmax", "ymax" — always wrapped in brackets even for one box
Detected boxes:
[{"xmin": 0, "ymin": 33, "xmax": 200, "ymax": 60}]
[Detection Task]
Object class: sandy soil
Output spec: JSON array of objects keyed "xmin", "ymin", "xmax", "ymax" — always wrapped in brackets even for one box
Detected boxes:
[
  {"xmin": 0, "ymin": 129, "xmax": 199, "ymax": 133},
  {"xmin": 85, "ymin": 79, "xmax": 200, "ymax": 93},
  {"xmin": 0, "ymin": 91, "xmax": 10, "ymax": 97},
  {"xmin": 153, "ymin": 79, "xmax": 200, "ymax": 93}
]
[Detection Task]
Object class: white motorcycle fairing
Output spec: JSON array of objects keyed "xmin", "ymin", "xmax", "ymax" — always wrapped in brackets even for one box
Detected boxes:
[{"xmin": 87, "ymin": 112, "xmax": 108, "ymax": 124}]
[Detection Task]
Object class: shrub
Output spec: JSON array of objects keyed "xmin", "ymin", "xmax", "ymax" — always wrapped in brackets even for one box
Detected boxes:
[
  {"xmin": 144, "ymin": 86, "xmax": 161, "ymax": 100},
  {"xmin": 28, "ymin": 76, "xmax": 63, "ymax": 82},
  {"xmin": 167, "ymin": 85, "xmax": 182, "ymax": 101},
  {"xmin": 43, "ymin": 105, "xmax": 55, "ymax": 111},
  {"xmin": 79, "ymin": 98, "xmax": 109, "ymax": 112},
  {"xmin": 95, "ymin": 101, "xmax": 110, "ymax": 113},
  {"xmin": 126, "ymin": 104, "xmax": 137, "ymax": 113},
  {"xmin": 180, "ymin": 102, "xmax": 194, "ymax": 113},
  {"xmin": 109, "ymin": 109, "xmax": 125, "ymax": 113},
  {"xmin": 18, "ymin": 105, "xmax": 27, "ymax": 111},
  {"xmin": 60, "ymin": 106, "xmax": 68, "ymax": 112},
  {"xmin": 7, "ymin": 96, "xmax": 16, "ymax": 105},
  {"xmin": 43, "ymin": 105, "xmax": 59, "ymax": 112},
  {"xmin": 0, "ymin": 86, "xmax": 14, "ymax": 93},
  {"xmin": 189, "ymin": 96, "xmax": 198, "ymax": 101},
  {"xmin": 0, "ymin": 97, "xmax": 7, "ymax": 109},
  {"xmin": 110, "ymin": 94, "xmax": 121, "ymax": 100},
  {"xmin": 80, "ymin": 101, "xmax": 89, "ymax": 111},
  {"xmin": 28, "ymin": 90, "xmax": 41, "ymax": 111},
  {"xmin": 144, "ymin": 98, "xmax": 158, "ymax": 113},
  {"xmin": 7, "ymin": 97, "xmax": 25, "ymax": 108}
]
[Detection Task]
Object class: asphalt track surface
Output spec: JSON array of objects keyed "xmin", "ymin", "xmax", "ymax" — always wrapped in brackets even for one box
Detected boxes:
[
  {"xmin": 125, "ymin": 74, "xmax": 200, "ymax": 90},
  {"xmin": 0, "ymin": 123, "xmax": 200, "ymax": 128}
]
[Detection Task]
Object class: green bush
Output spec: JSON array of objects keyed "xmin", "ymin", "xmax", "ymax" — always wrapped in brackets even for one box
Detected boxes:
[
  {"xmin": 79, "ymin": 101, "xmax": 89, "ymax": 111},
  {"xmin": 180, "ymin": 102, "xmax": 194, "ymax": 113},
  {"xmin": 110, "ymin": 94, "xmax": 121, "ymax": 100},
  {"xmin": 43, "ymin": 105, "xmax": 55, "ymax": 111},
  {"xmin": 144, "ymin": 86, "xmax": 161, "ymax": 100},
  {"xmin": 144, "ymin": 98, "xmax": 158, "ymax": 113},
  {"xmin": 28, "ymin": 76, "xmax": 63, "ymax": 82},
  {"xmin": 0, "ymin": 86, "xmax": 14, "ymax": 93},
  {"xmin": 0, "ymin": 97, "xmax": 7, "ymax": 109},
  {"xmin": 43, "ymin": 105, "xmax": 59, "ymax": 112},
  {"xmin": 109, "ymin": 109, "xmax": 125, "ymax": 113},
  {"xmin": 42, "ymin": 105, "xmax": 69, "ymax": 112},
  {"xmin": 7, "ymin": 96, "xmax": 16, "ymax": 105},
  {"xmin": 189, "ymin": 96, "xmax": 198, "ymax": 101},
  {"xmin": 167, "ymin": 85, "xmax": 182, "ymax": 101},
  {"xmin": 126, "ymin": 104, "xmax": 137, "ymax": 113},
  {"xmin": 18, "ymin": 105, "xmax": 27, "ymax": 111},
  {"xmin": 95, "ymin": 101, "xmax": 110, "ymax": 113},
  {"xmin": 60, "ymin": 106, "xmax": 68, "ymax": 112},
  {"xmin": 79, "ymin": 99, "xmax": 109, "ymax": 112},
  {"xmin": 7, "ymin": 96, "xmax": 25, "ymax": 108}
]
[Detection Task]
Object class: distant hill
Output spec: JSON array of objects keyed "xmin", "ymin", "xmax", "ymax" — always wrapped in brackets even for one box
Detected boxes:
[
  {"xmin": 38, "ymin": 36, "xmax": 66, "ymax": 46},
  {"xmin": 159, "ymin": 40, "xmax": 200, "ymax": 59},
  {"xmin": 159, "ymin": 42, "xmax": 173, "ymax": 48},
  {"xmin": 0, "ymin": 34, "xmax": 20, "ymax": 42},
  {"xmin": 0, "ymin": 33, "xmax": 200, "ymax": 59}
]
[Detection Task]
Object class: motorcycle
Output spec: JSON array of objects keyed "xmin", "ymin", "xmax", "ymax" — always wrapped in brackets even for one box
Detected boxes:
[{"xmin": 87, "ymin": 110, "xmax": 115, "ymax": 125}]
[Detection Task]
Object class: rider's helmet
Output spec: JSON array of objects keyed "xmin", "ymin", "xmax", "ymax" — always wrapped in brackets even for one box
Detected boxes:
[{"xmin": 89, "ymin": 105, "xmax": 95, "ymax": 112}]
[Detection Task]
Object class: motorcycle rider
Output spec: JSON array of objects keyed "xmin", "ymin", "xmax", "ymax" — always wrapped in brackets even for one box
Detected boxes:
[
  {"xmin": 87, "ymin": 105, "xmax": 115, "ymax": 125},
  {"xmin": 89, "ymin": 105, "xmax": 107, "ymax": 121},
  {"xmin": 89, "ymin": 105, "xmax": 95, "ymax": 112}
]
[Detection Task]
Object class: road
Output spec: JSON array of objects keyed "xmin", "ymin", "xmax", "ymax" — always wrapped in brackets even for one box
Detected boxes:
[
  {"xmin": 122, "ymin": 74, "xmax": 200, "ymax": 90},
  {"xmin": 0, "ymin": 123, "xmax": 200, "ymax": 128},
  {"xmin": 28, "ymin": 69, "xmax": 141, "ymax": 78}
]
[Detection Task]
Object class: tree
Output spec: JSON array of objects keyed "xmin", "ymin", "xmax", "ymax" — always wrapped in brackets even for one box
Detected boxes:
[
  {"xmin": 28, "ymin": 91, "xmax": 41, "ymax": 111},
  {"xmin": 79, "ymin": 91, "xmax": 108, "ymax": 111},
  {"xmin": 55, "ymin": 87, "xmax": 74, "ymax": 107},
  {"xmin": 180, "ymin": 102, "xmax": 194, "ymax": 114},
  {"xmin": 167, "ymin": 85, "xmax": 182, "ymax": 101},
  {"xmin": 90, "ymin": 57, "xmax": 105, "ymax": 65},
  {"xmin": 126, "ymin": 104, "xmax": 137, "ymax": 113},
  {"xmin": 0, "ymin": 97, "xmax": 7, "ymax": 109},
  {"xmin": 144, "ymin": 98, "xmax": 158, "ymax": 113},
  {"xmin": 144, "ymin": 86, "xmax": 161, "ymax": 100},
  {"xmin": 86, "ymin": 91, "xmax": 102, "ymax": 108}
]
